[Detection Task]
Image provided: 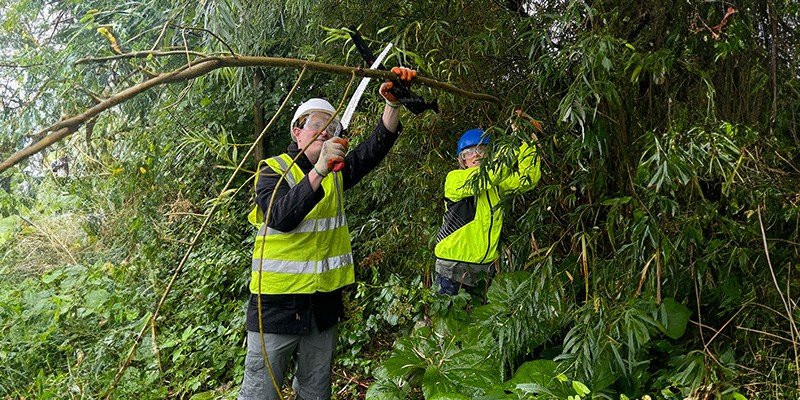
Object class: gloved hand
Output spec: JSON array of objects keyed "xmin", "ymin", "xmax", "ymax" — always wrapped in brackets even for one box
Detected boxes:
[
  {"xmin": 380, "ymin": 67, "xmax": 417, "ymax": 104},
  {"xmin": 513, "ymin": 109, "xmax": 543, "ymax": 140},
  {"xmin": 314, "ymin": 137, "xmax": 349, "ymax": 176}
]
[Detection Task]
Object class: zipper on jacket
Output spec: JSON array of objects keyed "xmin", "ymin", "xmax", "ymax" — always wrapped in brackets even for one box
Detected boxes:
[{"xmin": 479, "ymin": 190, "xmax": 494, "ymax": 263}]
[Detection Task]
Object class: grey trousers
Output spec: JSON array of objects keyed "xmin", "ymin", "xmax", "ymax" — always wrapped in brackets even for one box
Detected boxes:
[{"xmin": 238, "ymin": 325, "xmax": 338, "ymax": 400}]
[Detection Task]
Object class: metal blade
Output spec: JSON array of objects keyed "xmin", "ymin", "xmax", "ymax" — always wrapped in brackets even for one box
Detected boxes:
[{"xmin": 340, "ymin": 42, "xmax": 393, "ymax": 130}]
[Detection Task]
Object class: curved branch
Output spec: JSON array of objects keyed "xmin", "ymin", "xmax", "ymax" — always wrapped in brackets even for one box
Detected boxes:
[
  {"xmin": 100, "ymin": 66, "xmax": 309, "ymax": 400},
  {"xmin": 0, "ymin": 55, "xmax": 501, "ymax": 174},
  {"xmin": 75, "ymin": 50, "xmax": 211, "ymax": 64},
  {"xmin": 0, "ymin": 61, "xmax": 46, "ymax": 68}
]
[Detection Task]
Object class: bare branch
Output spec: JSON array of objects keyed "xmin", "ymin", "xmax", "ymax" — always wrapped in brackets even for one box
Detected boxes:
[
  {"xmin": 75, "ymin": 50, "xmax": 209, "ymax": 64},
  {"xmin": 0, "ymin": 62, "xmax": 46, "ymax": 68},
  {"xmin": 150, "ymin": 20, "xmax": 172, "ymax": 51}
]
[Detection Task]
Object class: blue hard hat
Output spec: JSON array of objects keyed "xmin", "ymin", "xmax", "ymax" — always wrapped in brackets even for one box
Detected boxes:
[{"xmin": 456, "ymin": 128, "xmax": 490, "ymax": 155}]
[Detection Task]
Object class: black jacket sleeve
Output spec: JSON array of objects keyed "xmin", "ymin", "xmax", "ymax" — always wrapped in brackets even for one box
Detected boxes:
[
  {"xmin": 254, "ymin": 165, "xmax": 324, "ymax": 233},
  {"xmin": 254, "ymin": 118, "xmax": 400, "ymax": 231},
  {"xmin": 341, "ymin": 118, "xmax": 401, "ymax": 190}
]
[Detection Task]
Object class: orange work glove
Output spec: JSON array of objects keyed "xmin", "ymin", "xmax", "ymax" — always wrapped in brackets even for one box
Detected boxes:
[
  {"xmin": 325, "ymin": 137, "xmax": 350, "ymax": 172},
  {"xmin": 379, "ymin": 67, "xmax": 417, "ymax": 103},
  {"xmin": 514, "ymin": 109, "xmax": 544, "ymax": 138}
]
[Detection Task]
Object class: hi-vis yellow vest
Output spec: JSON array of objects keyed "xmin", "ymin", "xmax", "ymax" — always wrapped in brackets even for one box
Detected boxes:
[
  {"xmin": 434, "ymin": 142, "xmax": 541, "ymax": 264},
  {"xmin": 247, "ymin": 154, "xmax": 354, "ymax": 295}
]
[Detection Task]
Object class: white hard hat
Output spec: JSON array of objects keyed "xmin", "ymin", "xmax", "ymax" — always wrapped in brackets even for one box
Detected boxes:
[{"xmin": 291, "ymin": 98, "xmax": 336, "ymax": 134}]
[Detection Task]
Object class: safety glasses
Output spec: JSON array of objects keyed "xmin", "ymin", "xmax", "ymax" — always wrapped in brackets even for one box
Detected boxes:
[
  {"xmin": 299, "ymin": 112, "xmax": 343, "ymax": 137},
  {"xmin": 459, "ymin": 145, "xmax": 487, "ymax": 159}
]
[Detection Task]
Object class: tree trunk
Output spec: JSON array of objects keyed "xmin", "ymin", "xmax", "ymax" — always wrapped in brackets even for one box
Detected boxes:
[{"xmin": 769, "ymin": 0, "xmax": 778, "ymax": 135}]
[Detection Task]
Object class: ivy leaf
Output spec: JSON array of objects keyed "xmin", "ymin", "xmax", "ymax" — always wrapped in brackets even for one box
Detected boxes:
[{"xmin": 42, "ymin": 269, "xmax": 64, "ymax": 284}]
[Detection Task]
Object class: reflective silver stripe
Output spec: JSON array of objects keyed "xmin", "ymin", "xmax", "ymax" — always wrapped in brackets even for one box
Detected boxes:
[
  {"xmin": 252, "ymin": 253, "xmax": 353, "ymax": 273},
  {"xmin": 256, "ymin": 215, "xmax": 347, "ymax": 236},
  {"xmin": 252, "ymin": 258, "xmax": 314, "ymax": 274},
  {"xmin": 272, "ymin": 156, "xmax": 297, "ymax": 187},
  {"xmin": 318, "ymin": 253, "xmax": 353, "ymax": 273}
]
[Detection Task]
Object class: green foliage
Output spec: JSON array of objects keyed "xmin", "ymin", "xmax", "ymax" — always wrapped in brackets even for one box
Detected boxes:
[
  {"xmin": 472, "ymin": 269, "xmax": 566, "ymax": 377},
  {"xmin": 379, "ymin": 321, "xmax": 501, "ymax": 398},
  {"xmin": 370, "ymin": 275, "xmax": 586, "ymax": 399},
  {"xmin": 338, "ymin": 273, "xmax": 430, "ymax": 375},
  {"xmin": 506, "ymin": 360, "xmax": 591, "ymax": 400},
  {"xmin": 0, "ymin": 260, "xmax": 154, "ymax": 396}
]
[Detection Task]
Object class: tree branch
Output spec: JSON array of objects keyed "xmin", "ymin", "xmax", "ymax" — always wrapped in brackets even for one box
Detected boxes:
[
  {"xmin": 75, "ymin": 50, "xmax": 210, "ymax": 64},
  {"xmin": 0, "ymin": 54, "xmax": 501, "ymax": 174},
  {"xmin": 0, "ymin": 62, "xmax": 46, "ymax": 68}
]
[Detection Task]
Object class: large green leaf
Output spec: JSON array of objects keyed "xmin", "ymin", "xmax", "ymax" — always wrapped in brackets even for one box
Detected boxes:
[
  {"xmin": 506, "ymin": 359, "xmax": 559, "ymax": 388},
  {"xmin": 506, "ymin": 360, "xmax": 591, "ymax": 399},
  {"xmin": 365, "ymin": 367, "xmax": 411, "ymax": 400},
  {"xmin": 658, "ymin": 298, "xmax": 691, "ymax": 339},
  {"xmin": 428, "ymin": 392, "xmax": 472, "ymax": 400}
]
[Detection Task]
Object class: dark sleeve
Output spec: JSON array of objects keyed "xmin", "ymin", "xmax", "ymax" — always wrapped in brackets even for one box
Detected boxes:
[
  {"xmin": 436, "ymin": 197, "xmax": 477, "ymax": 243},
  {"xmin": 255, "ymin": 165, "xmax": 324, "ymax": 232},
  {"xmin": 340, "ymin": 118, "xmax": 402, "ymax": 190}
]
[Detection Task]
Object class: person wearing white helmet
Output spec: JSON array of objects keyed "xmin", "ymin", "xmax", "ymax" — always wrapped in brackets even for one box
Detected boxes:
[
  {"xmin": 434, "ymin": 123, "xmax": 542, "ymax": 298},
  {"xmin": 239, "ymin": 67, "xmax": 417, "ymax": 400}
]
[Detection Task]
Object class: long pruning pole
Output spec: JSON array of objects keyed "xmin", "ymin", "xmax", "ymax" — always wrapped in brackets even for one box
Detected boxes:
[
  {"xmin": 101, "ymin": 67, "xmax": 309, "ymax": 399},
  {"xmin": 0, "ymin": 52, "xmax": 500, "ymax": 174}
]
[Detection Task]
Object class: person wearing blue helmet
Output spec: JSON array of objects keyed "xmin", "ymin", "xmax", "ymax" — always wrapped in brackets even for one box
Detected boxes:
[{"xmin": 434, "ymin": 125, "xmax": 541, "ymax": 296}]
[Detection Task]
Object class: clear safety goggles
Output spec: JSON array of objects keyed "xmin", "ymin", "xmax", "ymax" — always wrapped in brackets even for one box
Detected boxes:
[
  {"xmin": 298, "ymin": 112, "xmax": 343, "ymax": 137},
  {"xmin": 459, "ymin": 145, "xmax": 487, "ymax": 158}
]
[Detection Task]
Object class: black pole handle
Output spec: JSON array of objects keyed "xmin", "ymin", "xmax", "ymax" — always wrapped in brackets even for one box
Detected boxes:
[{"xmin": 347, "ymin": 26, "xmax": 438, "ymax": 115}]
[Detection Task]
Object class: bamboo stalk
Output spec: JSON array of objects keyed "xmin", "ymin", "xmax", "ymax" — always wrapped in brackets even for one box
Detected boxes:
[
  {"xmin": 656, "ymin": 240, "xmax": 662, "ymax": 304},
  {"xmin": 757, "ymin": 205, "xmax": 800, "ymax": 387},
  {"xmin": 581, "ymin": 233, "xmax": 589, "ymax": 304}
]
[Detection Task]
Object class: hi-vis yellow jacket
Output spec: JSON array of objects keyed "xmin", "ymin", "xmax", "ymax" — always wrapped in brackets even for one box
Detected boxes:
[
  {"xmin": 247, "ymin": 154, "xmax": 354, "ymax": 295},
  {"xmin": 434, "ymin": 142, "xmax": 540, "ymax": 264}
]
